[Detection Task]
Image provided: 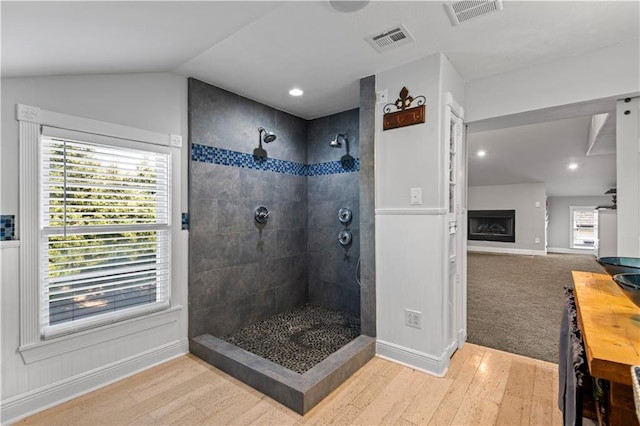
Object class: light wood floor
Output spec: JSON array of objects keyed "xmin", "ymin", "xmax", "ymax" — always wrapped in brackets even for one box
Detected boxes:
[{"xmin": 16, "ymin": 343, "xmax": 562, "ymax": 425}]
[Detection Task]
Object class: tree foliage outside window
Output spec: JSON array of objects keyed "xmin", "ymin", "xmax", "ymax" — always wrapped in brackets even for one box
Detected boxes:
[{"xmin": 41, "ymin": 137, "xmax": 170, "ymax": 329}]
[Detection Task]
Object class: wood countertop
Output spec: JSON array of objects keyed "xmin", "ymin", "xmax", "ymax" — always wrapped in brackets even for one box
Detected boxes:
[{"xmin": 572, "ymin": 271, "xmax": 640, "ymax": 386}]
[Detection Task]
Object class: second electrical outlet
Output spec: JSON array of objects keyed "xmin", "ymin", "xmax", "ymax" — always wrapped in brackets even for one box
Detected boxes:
[{"xmin": 405, "ymin": 309, "xmax": 422, "ymax": 329}]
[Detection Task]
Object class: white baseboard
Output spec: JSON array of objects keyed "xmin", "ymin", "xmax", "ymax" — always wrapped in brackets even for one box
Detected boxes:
[
  {"xmin": 375, "ymin": 208, "xmax": 448, "ymax": 215},
  {"xmin": 442, "ymin": 341, "xmax": 458, "ymax": 360},
  {"xmin": 547, "ymin": 247, "xmax": 596, "ymax": 255},
  {"xmin": 458, "ymin": 329, "xmax": 467, "ymax": 345},
  {"xmin": 376, "ymin": 339, "xmax": 449, "ymax": 377},
  {"xmin": 467, "ymin": 246, "xmax": 547, "ymax": 256},
  {"xmin": 1, "ymin": 338, "xmax": 189, "ymax": 425}
]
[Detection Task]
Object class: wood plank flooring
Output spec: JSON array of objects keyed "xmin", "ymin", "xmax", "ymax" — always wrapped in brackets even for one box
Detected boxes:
[{"xmin": 15, "ymin": 343, "xmax": 562, "ymax": 425}]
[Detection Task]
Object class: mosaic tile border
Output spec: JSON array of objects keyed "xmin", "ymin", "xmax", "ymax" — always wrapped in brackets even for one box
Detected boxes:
[
  {"xmin": 0, "ymin": 215, "xmax": 16, "ymax": 241},
  {"xmin": 181, "ymin": 212, "xmax": 189, "ymax": 231},
  {"xmin": 191, "ymin": 144, "xmax": 359, "ymax": 176}
]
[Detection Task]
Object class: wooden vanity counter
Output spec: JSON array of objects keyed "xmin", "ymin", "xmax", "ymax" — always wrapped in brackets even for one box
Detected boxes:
[{"xmin": 572, "ymin": 271, "xmax": 640, "ymax": 425}]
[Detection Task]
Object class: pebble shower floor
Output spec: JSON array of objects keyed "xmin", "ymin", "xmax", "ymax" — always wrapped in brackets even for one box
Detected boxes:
[{"xmin": 222, "ymin": 304, "xmax": 361, "ymax": 374}]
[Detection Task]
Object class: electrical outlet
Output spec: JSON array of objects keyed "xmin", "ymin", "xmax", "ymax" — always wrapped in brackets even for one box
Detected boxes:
[
  {"xmin": 535, "ymin": 237, "xmax": 540, "ymax": 244},
  {"xmin": 405, "ymin": 309, "xmax": 422, "ymax": 329}
]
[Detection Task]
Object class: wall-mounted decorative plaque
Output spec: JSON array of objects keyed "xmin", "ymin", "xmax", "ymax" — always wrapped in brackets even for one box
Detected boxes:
[{"xmin": 383, "ymin": 86, "xmax": 426, "ymax": 131}]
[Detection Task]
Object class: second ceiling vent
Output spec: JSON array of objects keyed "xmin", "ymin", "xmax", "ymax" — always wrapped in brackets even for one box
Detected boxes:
[
  {"xmin": 445, "ymin": 0, "xmax": 503, "ymax": 26},
  {"xmin": 366, "ymin": 24, "xmax": 415, "ymax": 53}
]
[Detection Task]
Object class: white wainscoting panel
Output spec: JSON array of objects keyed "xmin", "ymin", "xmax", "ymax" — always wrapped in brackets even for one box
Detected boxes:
[
  {"xmin": 375, "ymin": 214, "xmax": 449, "ymax": 374},
  {"xmin": 1, "ymin": 230, "xmax": 190, "ymax": 424}
]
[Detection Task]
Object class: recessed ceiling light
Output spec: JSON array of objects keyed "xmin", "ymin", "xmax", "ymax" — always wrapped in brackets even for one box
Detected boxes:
[
  {"xmin": 477, "ymin": 150, "xmax": 486, "ymax": 157},
  {"xmin": 289, "ymin": 88, "xmax": 303, "ymax": 97},
  {"xmin": 568, "ymin": 163, "xmax": 578, "ymax": 170}
]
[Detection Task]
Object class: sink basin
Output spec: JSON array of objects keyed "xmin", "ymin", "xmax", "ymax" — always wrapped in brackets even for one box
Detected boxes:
[
  {"xmin": 612, "ymin": 273, "xmax": 640, "ymax": 308},
  {"xmin": 596, "ymin": 257, "xmax": 640, "ymax": 276}
]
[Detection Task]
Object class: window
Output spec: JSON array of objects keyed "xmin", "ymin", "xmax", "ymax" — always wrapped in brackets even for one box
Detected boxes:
[
  {"xmin": 40, "ymin": 127, "xmax": 171, "ymax": 338},
  {"xmin": 570, "ymin": 206, "xmax": 597, "ymax": 250},
  {"xmin": 17, "ymin": 104, "xmax": 182, "ymax": 361}
]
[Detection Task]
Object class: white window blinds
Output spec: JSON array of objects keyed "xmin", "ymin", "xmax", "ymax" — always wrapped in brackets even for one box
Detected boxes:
[
  {"xmin": 571, "ymin": 206, "xmax": 596, "ymax": 249},
  {"xmin": 40, "ymin": 127, "xmax": 171, "ymax": 338}
]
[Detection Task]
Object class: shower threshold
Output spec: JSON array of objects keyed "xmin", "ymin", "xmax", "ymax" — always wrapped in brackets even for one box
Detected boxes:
[{"xmin": 190, "ymin": 305, "xmax": 375, "ymax": 414}]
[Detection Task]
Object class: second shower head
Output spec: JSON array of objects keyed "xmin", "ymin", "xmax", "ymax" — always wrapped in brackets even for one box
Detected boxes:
[
  {"xmin": 330, "ymin": 133, "xmax": 348, "ymax": 148},
  {"xmin": 258, "ymin": 127, "xmax": 277, "ymax": 144}
]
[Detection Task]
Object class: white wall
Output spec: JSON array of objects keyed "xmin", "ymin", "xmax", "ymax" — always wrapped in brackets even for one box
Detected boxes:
[
  {"xmin": 467, "ymin": 183, "xmax": 546, "ymax": 255},
  {"xmin": 464, "ymin": 42, "xmax": 640, "ymax": 258},
  {"xmin": 0, "ymin": 73, "xmax": 189, "ymax": 423},
  {"xmin": 1, "ymin": 73, "xmax": 189, "ymax": 216},
  {"xmin": 616, "ymin": 97, "xmax": 640, "ymax": 257},
  {"xmin": 465, "ymin": 42, "xmax": 640, "ymax": 124},
  {"xmin": 375, "ymin": 53, "xmax": 464, "ymax": 375},
  {"xmin": 547, "ymin": 196, "xmax": 611, "ymax": 252},
  {"xmin": 376, "ymin": 55, "xmax": 443, "ymax": 209}
]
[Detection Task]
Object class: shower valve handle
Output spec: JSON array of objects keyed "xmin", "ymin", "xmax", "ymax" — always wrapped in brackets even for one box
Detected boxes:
[
  {"xmin": 254, "ymin": 206, "xmax": 271, "ymax": 224},
  {"xmin": 338, "ymin": 230, "xmax": 353, "ymax": 246},
  {"xmin": 338, "ymin": 208, "xmax": 352, "ymax": 224}
]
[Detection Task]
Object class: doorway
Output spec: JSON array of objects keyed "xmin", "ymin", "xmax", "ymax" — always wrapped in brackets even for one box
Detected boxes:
[{"xmin": 463, "ymin": 100, "xmax": 619, "ymax": 362}]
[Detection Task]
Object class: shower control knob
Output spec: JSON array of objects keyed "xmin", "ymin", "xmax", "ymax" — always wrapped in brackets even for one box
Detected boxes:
[
  {"xmin": 338, "ymin": 208, "xmax": 352, "ymax": 224},
  {"xmin": 254, "ymin": 206, "xmax": 271, "ymax": 224},
  {"xmin": 338, "ymin": 230, "xmax": 352, "ymax": 246}
]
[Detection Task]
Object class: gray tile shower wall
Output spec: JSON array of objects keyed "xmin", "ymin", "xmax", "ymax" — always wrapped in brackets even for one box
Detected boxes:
[
  {"xmin": 188, "ymin": 78, "xmax": 368, "ymax": 340},
  {"xmin": 358, "ymin": 75, "xmax": 376, "ymax": 337},
  {"xmin": 189, "ymin": 79, "xmax": 307, "ymax": 164},
  {"xmin": 189, "ymin": 78, "xmax": 309, "ymax": 338},
  {"xmin": 306, "ymin": 109, "xmax": 360, "ymax": 316}
]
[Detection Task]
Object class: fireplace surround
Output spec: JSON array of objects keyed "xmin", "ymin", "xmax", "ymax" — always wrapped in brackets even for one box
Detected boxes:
[{"xmin": 468, "ymin": 210, "xmax": 515, "ymax": 243}]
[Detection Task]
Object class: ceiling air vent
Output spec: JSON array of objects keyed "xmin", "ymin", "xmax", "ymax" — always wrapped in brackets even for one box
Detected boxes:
[
  {"xmin": 445, "ymin": 0, "xmax": 503, "ymax": 26},
  {"xmin": 366, "ymin": 24, "xmax": 414, "ymax": 53}
]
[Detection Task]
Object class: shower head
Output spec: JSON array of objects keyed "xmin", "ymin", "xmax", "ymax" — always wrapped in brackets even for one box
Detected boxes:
[
  {"xmin": 330, "ymin": 133, "xmax": 348, "ymax": 148},
  {"xmin": 258, "ymin": 127, "xmax": 277, "ymax": 144},
  {"xmin": 263, "ymin": 132, "xmax": 277, "ymax": 144}
]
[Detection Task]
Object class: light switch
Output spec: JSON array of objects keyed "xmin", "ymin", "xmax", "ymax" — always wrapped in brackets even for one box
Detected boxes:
[
  {"xmin": 410, "ymin": 188, "xmax": 422, "ymax": 205},
  {"xmin": 535, "ymin": 201, "xmax": 541, "ymax": 208},
  {"xmin": 170, "ymin": 134, "xmax": 183, "ymax": 148},
  {"xmin": 376, "ymin": 89, "xmax": 388, "ymax": 104}
]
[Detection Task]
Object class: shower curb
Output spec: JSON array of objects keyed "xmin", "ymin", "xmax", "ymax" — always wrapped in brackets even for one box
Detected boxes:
[{"xmin": 190, "ymin": 334, "xmax": 375, "ymax": 414}]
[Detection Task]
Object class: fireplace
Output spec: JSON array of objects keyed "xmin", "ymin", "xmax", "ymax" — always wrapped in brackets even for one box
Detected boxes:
[{"xmin": 468, "ymin": 210, "xmax": 515, "ymax": 243}]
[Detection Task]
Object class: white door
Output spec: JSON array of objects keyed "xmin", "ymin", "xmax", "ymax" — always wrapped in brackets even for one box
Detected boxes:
[{"xmin": 445, "ymin": 94, "xmax": 466, "ymax": 349}]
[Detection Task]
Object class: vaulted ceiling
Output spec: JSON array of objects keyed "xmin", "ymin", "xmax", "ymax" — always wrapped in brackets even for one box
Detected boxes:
[
  {"xmin": 467, "ymin": 115, "xmax": 617, "ymax": 197},
  {"xmin": 2, "ymin": 1, "xmax": 638, "ymax": 196}
]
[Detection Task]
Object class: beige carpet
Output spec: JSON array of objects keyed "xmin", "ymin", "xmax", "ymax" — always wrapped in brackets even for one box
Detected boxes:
[{"xmin": 467, "ymin": 251, "xmax": 604, "ymax": 364}]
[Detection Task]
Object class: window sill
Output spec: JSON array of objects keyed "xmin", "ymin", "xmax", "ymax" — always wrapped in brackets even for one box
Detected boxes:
[
  {"xmin": 18, "ymin": 305, "xmax": 182, "ymax": 364},
  {"xmin": 0, "ymin": 240, "xmax": 20, "ymax": 249}
]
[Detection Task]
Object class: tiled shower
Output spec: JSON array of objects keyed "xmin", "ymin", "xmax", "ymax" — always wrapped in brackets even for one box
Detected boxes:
[
  {"xmin": 188, "ymin": 78, "xmax": 361, "ymax": 338},
  {"xmin": 187, "ymin": 78, "xmax": 375, "ymax": 413}
]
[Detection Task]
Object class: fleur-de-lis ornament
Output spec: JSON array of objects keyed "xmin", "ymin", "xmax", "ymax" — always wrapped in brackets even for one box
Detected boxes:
[
  {"xmin": 395, "ymin": 87, "xmax": 413, "ymax": 111},
  {"xmin": 382, "ymin": 87, "xmax": 426, "ymax": 131}
]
